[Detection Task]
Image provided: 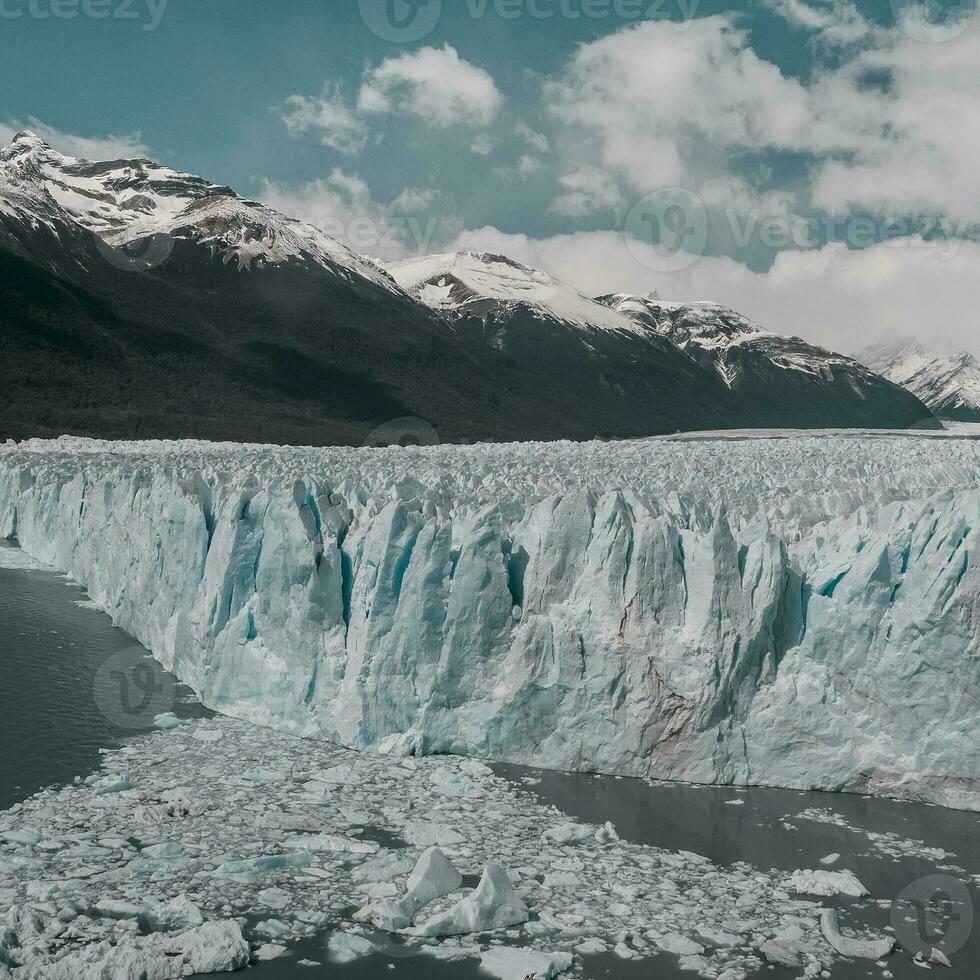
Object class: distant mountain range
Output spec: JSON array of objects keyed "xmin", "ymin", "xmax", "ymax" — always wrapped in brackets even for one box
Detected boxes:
[
  {"xmin": 0, "ymin": 131, "xmax": 936, "ymax": 444},
  {"xmin": 858, "ymin": 340, "xmax": 980, "ymax": 422}
]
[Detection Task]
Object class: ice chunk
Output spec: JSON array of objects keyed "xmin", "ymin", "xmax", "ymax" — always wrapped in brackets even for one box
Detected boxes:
[
  {"xmin": 479, "ymin": 946, "xmax": 573, "ymax": 979},
  {"xmin": 140, "ymin": 894, "xmax": 204, "ymax": 932},
  {"xmin": 788, "ymin": 869, "xmax": 869, "ymax": 897},
  {"xmin": 760, "ymin": 938, "xmax": 804, "ymax": 967},
  {"xmin": 542, "ymin": 823, "xmax": 593, "ymax": 845},
  {"xmin": 820, "ymin": 908, "xmax": 894, "ymax": 959},
  {"xmin": 357, "ymin": 847, "xmax": 464, "ymax": 932},
  {"xmin": 327, "ymin": 931, "xmax": 377, "ymax": 964},
  {"xmin": 412, "ymin": 863, "xmax": 529, "ymax": 937},
  {"xmin": 406, "ymin": 846, "xmax": 463, "ymax": 907},
  {"xmin": 656, "ymin": 933, "xmax": 705, "ymax": 956},
  {"xmin": 152, "ymin": 712, "xmax": 183, "ymax": 730},
  {"xmin": 17, "ymin": 919, "xmax": 249, "ymax": 978}
]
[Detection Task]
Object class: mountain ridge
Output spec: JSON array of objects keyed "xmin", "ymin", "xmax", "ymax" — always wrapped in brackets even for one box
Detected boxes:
[{"xmin": 0, "ymin": 133, "xmax": 937, "ymax": 443}]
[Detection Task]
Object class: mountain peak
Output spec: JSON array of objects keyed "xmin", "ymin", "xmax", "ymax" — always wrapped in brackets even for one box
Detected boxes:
[
  {"xmin": 11, "ymin": 130, "xmax": 49, "ymax": 148},
  {"xmin": 1, "ymin": 130, "xmax": 53, "ymax": 163}
]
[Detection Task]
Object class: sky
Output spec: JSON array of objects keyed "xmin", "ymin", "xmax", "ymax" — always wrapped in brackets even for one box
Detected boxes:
[{"xmin": 1, "ymin": 0, "xmax": 978, "ymax": 356}]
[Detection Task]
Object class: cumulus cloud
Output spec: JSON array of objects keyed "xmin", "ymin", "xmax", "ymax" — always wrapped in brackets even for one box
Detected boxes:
[
  {"xmin": 544, "ymin": 16, "xmax": 980, "ymax": 225},
  {"xmin": 808, "ymin": 28, "xmax": 980, "ymax": 222},
  {"xmin": 0, "ymin": 117, "xmax": 148, "ymax": 160},
  {"xmin": 358, "ymin": 44, "xmax": 502, "ymax": 127},
  {"xmin": 279, "ymin": 84, "xmax": 369, "ymax": 154},
  {"xmin": 547, "ymin": 18, "xmax": 812, "ymax": 195},
  {"xmin": 551, "ymin": 167, "xmax": 624, "ymax": 217}
]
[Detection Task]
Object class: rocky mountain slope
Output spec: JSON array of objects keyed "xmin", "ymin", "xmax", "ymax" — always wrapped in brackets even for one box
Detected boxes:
[
  {"xmin": 599, "ymin": 294, "xmax": 938, "ymax": 430},
  {"xmin": 387, "ymin": 252, "xmax": 744, "ymax": 437},
  {"xmin": 859, "ymin": 340, "xmax": 980, "ymax": 422}
]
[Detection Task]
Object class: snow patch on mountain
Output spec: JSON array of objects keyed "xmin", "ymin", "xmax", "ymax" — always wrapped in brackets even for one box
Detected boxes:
[
  {"xmin": 860, "ymin": 341, "xmax": 980, "ymax": 421},
  {"xmin": 601, "ymin": 293, "xmax": 874, "ymax": 385},
  {"xmin": 388, "ymin": 251, "xmax": 646, "ymax": 333}
]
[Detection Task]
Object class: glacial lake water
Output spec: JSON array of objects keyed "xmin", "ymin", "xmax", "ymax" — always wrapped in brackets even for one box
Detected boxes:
[{"xmin": 0, "ymin": 543, "xmax": 976, "ymax": 979}]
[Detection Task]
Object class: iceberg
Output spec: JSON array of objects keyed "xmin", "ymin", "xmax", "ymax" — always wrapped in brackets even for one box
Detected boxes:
[
  {"xmin": 2, "ymin": 435, "xmax": 979, "ymax": 808},
  {"xmin": 411, "ymin": 863, "xmax": 529, "ymax": 936}
]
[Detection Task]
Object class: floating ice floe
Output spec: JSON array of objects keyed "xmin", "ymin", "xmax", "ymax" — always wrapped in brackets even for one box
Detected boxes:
[
  {"xmin": 787, "ymin": 869, "xmax": 870, "ymax": 897},
  {"xmin": 820, "ymin": 908, "xmax": 894, "ymax": 959},
  {"xmin": 479, "ymin": 946, "xmax": 573, "ymax": 979},
  {"xmin": 0, "ymin": 717, "xmax": 860, "ymax": 978}
]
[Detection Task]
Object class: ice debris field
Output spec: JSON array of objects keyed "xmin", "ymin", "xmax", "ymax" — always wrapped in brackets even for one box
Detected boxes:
[
  {"xmin": 1, "ymin": 434, "xmax": 979, "ymax": 811},
  {"xmin": 0, "ymin": 715, "xmax": 898, "ymax": 979}
]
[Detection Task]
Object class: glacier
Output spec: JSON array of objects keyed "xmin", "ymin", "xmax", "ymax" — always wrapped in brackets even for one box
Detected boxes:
[{"xmin": 1, "ymin": 434, "xmax": 979, "ymax": 810}]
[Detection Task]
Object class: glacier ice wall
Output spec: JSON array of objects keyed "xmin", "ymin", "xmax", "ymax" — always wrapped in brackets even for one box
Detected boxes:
[{"xmin": 1, "ymin": 436, "xmax": 979, "ymax": 809}]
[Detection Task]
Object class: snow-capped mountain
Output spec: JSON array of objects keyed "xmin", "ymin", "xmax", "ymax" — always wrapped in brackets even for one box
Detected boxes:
[
  {"xmin": 389, "ymin": 250, "xmax": 643, "ymax": 333},
  {"xmin": 0, "ymin": 132, "xmax": 936, "ymax": 443},
  {"xmin": 388, "ymin": 251, "xmax": 750, "ymax": 436},
  {"xmin": 0, "ymin": 130, "xmax": 394, "ymax": 287},
  {"xmin": 859, "ymin": 340, "xmax": 980, "ymax": 421},
  {"xmin": 600, "ymin": 293, "xmax": 937, "ymax": 430}
]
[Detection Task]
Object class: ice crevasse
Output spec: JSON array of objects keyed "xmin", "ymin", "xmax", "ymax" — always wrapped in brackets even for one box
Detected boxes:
[{"xmin": 1, "ymin": 436, "xmax": 978, "ymax": 810}]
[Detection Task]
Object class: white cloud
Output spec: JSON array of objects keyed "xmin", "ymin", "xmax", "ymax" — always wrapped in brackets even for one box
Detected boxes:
[
  {"xmin": 0, "ymin": 117, "xmax": 148, "ymax": 160},
  {"xmin": 515, "ymin": 124, "xmax": 549, "ymax": 153},
  {"xmin": 260, "ymin": 171, "xmax": 454, "ymax": 261},
  {"xmin": 763, "ymin": 0, "xmax": 871, "ymax": 47},
  {"xmin": 447, "ymin": 225, "xmax": 980, "ymax": 356},
  {"xmin": 547, "ymin": 18, "xmax": 811, "ymax": 196},
  {"xmin": 279, "ymin": 84, "xmax": 369, "ymax": 154},
  {"xmin": 358, "ymin": 44, "xmax": 502, "ymax": 127},
  {"xmin": 470, "ymin": 133, "xmax": 494, "ymax": 156},
  {"xmin": 808, "ymin": 29, "xmax": 980, "ymax": 222},
  {"xmin": 551, "ymin": 167, "xmax": 624, "ymax": 217}
]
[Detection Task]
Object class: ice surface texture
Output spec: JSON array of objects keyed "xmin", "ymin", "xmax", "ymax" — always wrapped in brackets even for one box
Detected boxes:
[{"xmin": 2, "ymin": 435, "xmax": 979, "ymax": 809}]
